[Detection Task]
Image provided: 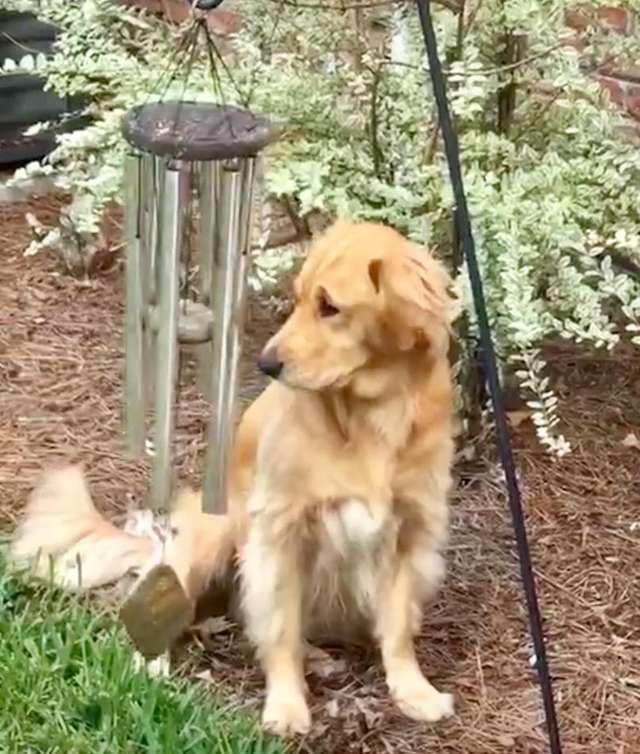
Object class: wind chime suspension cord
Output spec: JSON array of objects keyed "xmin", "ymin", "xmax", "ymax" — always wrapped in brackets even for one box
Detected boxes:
[
  {"xmin": 146, "ymin": 21, "xmax": 201, "ymax": 106},
  {"xmin": 149, "ymin": 0, "xmax": 288, "ymax": 112},
  {"xmin": 140, "ymin": 0, "xmax": 289, "ymax": 129},
  {"xmin": 173, "ymin": 21, "xmax": 205, "ymax": 127},
  {"xmin": 144, "ymin": 14, "xmax": 227, "ymax": 112},
  {"xmin": 414, "ymin": 2, "xmax": 563, "ymax": 753},
  {"xmin": 203, "ymin": 27, "xmax": 227, "ymax": 103},
  {"xmin": 203, "ymin": 24, "xmax": 251, "ymax": 108}
]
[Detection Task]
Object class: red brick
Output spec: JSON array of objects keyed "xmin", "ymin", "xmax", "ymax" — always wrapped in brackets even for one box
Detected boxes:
[
  {"xmin": 596, "ymin": 5, "xmax": 633, "ymax": 33},
  {"xmin": 560, "ymin": 32, "xmax": 587, "ymax": 51},
  {"xmin": 206, "ymin": 8, "xmax": 241, "ymax": 36},
  {"xmin": 627, "ymin": 83, "xmax": 640, "ymax": 120},
  {"xmin": 529, "ymin": 81, "xmax": 599, "ymax": 109},
  {"xmin": 618, "ymin": 119, "xmax": 640, "ymax": 143},
  {"xmin": 120, "ymin": 0, "xmax": 189, "ymax": 23},
  {"xmin": 596, "ymin": 75, "xmax": 627, "ymax": 107},
  {"xmin": 599, "ymin": 64, "xmax": 640, "ymax": 83},
  {"xmin": 118, "ymin": 0, "xmax": 241, "ymax": 34},
  {"xmin": 565, "ymin": 4, "xmax": 633, "ymax": 35},
  {"xmin": 565, "ymin": 6, "xmax": 592, "ymax": 31}
]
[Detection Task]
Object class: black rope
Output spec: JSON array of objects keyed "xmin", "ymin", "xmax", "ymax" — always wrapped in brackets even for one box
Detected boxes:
[
  {"xmin": 414, "ymin": 2, "xmax": 563, "ymax": 752},
  {"xmin": 145, "ymin": 20, "xmax": 201, "ymax": 106},
  {"xmin": 204, "ymin": 25, "xmax": 251, "ymax": 108}
]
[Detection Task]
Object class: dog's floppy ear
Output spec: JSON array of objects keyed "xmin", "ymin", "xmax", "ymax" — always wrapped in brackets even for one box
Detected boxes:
[{"xmin": 368, "ymin": 243, "xmax": 457, "ymax": 352}]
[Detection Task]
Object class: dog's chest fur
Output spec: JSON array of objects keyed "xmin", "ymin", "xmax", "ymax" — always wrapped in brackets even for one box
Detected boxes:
[
  {"xmin": 309, "ymin": 395, "xmax": 410, "ymax": 614},
  {"xmin": 246, "ymin": 387, "xmax": 444, "ymax": 638},
  {"xmin": 300, "ymin": 496, "xmax": 397, "ymax": 638}
]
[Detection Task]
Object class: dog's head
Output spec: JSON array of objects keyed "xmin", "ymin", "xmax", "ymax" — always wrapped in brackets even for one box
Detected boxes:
[{"xmin": 258, "ymin": 220, "xmax": 457, "ymax": 393}]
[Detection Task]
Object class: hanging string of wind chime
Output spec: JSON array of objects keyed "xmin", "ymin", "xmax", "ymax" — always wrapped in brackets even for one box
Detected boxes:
[{"xmin": 121, "ymin": 0, "xmax": 279, "ymax": 522}]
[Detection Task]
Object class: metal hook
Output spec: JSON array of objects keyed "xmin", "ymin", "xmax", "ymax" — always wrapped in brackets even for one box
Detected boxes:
[{"xmin": 194, "ymin": 0, "xmax": 225, "ymax": 10}]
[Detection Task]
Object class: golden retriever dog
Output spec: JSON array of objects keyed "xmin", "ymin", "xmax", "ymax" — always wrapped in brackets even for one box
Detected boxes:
[{"xmin": 12, "ymin": 219, "xmax": 458, "ymax": 736}]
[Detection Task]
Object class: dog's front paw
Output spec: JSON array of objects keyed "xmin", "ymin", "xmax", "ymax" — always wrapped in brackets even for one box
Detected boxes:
[
  {"xmin": 262, "ymin": 688, "xmax": 311, "ymax": 737},
  {"xmin": 132, "ymin": 650, "xmax": 171, "ymax": 678},
  {"xmin": 392, "ymin": 679, "xmax": 454, "ymax": 723}
]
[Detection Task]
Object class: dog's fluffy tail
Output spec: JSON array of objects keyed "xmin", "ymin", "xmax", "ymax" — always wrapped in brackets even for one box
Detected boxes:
[
  {"xmin": 162, "ymin": 487, "xmax": 234, "ymax": 602},
  {"xmin": 11, "ymin": 464, "xmax": 235, "ymax": 602},
  {"xmin": 11, "ymin": 465, "xmax": 157, "ymax": 590}
]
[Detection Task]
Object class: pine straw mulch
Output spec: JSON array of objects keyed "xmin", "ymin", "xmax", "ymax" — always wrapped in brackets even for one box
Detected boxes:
[{"xmin": 1, "ymin": 197, "xmax": 640, "ymax": 754}]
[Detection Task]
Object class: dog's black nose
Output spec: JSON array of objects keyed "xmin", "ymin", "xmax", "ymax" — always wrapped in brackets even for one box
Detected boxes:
[{"xmin": 257, "ymin": 351, "xmax": 283, "ymax": 379}]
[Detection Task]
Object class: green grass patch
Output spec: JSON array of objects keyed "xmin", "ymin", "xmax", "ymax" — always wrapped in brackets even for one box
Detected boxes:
[{"xmin": 0, "ymin": 550, "xmax": 286, "ymax": 754}]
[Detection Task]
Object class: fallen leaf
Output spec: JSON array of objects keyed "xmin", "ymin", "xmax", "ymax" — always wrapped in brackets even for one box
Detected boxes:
[
  {"xmin": 507, "ymin": 409, "xmax": 532, "ymax": 428},
  {"xmin": 194, "ymin": 616, "xmax": 232, "ymax": 637},
  {"xmin": 354, "ymin": 697, "xmax": 382, "ymax": 729},
  {"xmin": 622, "ymin": 432, "xmax": 640, "ymax": 450},
  {"xmin": 308, "ymin": 721, "xmax": 329, "ymax": 739},
  {"xmin": 307, "ymin": 646, "xmax": 347, "ymax": 678},
  {"xmin": 456, "ymin": 444, "xmax": 476, "ymax": 462},
  {"xmin": 30, "ymin": 288, "xmax": 49, "ymax": 302},
  {"xmin": 324, "ymin": 698, "xmax": 340, "ymax": 718}
]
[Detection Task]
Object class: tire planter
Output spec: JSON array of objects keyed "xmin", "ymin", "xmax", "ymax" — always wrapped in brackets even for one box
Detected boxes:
[{"xmin": 0, "ymin": 11, "xmax": 87, "ymax": 165}]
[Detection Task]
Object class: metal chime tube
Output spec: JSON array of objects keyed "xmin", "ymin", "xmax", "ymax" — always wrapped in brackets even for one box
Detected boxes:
[
  {"xmin": 141, "ymin": 154, "xmax": 159, "ymax": 305},
  {"xmin": 239, "ymin": 157, "xmax": 257, "ymax": 263},
  {"xmin": 202, "ymin": 157, "xmax": 255, "ymax": 514},
  {"xmin": 141, "ymin": 154, "xmax": 163, "ymax": 410},
  {"xmin": 198, "ymin": 161, "xmax": 220, "ymax": 303},
  {"xmin": 150, "ymin": 161, "xmax": 188, "ymax": 511},
  {"xmin": 197, "ymin": 161, "xmax": 221, "ymax": 395},
  {"xmin": 123, "ymin": 154, "xmax": 146, "ymax": 456}
]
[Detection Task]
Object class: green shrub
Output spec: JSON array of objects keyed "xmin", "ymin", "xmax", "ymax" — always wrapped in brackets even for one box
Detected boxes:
[{"xmin": 2, "ymin": 0, "xmax": 639, "ymax": 452}]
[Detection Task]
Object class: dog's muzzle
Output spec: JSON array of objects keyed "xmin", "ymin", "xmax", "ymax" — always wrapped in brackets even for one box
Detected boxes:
[{"xmin": 257, "ymin": 349, "xmax": 283, "ymax": 379}]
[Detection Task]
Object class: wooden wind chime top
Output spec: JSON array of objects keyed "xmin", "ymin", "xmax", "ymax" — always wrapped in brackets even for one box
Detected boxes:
[{"xmin": 122, "ymin": 101, "xmax": 276, "ymax": 160}]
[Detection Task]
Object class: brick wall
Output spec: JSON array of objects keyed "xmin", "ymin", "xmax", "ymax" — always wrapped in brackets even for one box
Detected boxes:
[
  {"xmin": 565, "ymin": 4, "xmax": 640, "ymax": 140},
  {"xmin": 118, "ymin": 0, "xmax": 241, "ymax": 36},
  {"xmin": 121, "ymin": 2, "xmax": 638, "ymax": 134}
]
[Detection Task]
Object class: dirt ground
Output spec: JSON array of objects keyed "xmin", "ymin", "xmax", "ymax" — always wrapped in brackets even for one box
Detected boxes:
[{"xmin": 1, "ymin": 197, "xmax": 639, "ymax": 754}]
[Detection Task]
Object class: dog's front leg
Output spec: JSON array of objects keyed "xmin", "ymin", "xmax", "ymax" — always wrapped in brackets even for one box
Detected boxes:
[
  {"xmin": 241, "ymin": 503, "xmax": 310, "ymax": 737},
  {"xmin": 375, "ymin": 553, "xmax": 453, "ymax": 723}
]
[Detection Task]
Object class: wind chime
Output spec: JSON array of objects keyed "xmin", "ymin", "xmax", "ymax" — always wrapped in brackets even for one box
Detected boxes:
[{"xmin": 121, "ymin": 8, "xmax": 276, "ymax": 519}]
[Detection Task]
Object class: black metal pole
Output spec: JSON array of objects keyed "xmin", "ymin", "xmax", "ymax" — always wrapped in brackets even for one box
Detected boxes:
[{"xmin": 414, "ymin": 2, "xmax": 563, "ymax": 752}]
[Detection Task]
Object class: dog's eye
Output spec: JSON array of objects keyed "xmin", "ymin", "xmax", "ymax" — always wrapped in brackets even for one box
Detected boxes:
[{"xmin": 318, "ymin": 295, "xmax": 339, "ymax": 318}]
